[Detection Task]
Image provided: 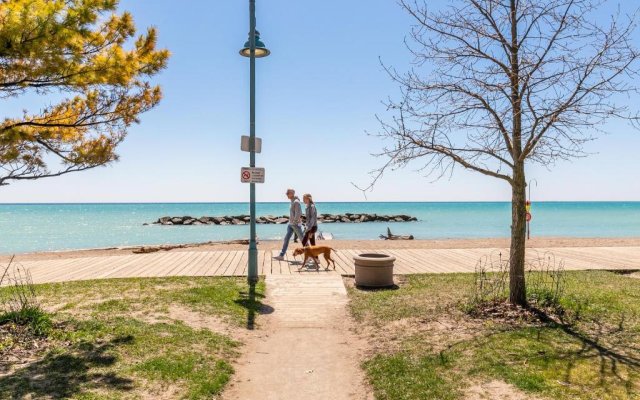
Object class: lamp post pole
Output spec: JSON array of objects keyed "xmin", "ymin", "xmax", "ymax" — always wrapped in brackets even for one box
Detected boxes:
[
  {"xmin": 247, "ymin": 0, "xmax": 258, "ymax": 285},
  {"xmin": 240, "ymin": 0, "xmax": 268, "ymax": 286}
]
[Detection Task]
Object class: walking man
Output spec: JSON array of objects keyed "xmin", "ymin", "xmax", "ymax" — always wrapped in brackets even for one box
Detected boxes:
[{"xmin": 274, "ymin": 188, "xmax": 304, "ymax": 261}]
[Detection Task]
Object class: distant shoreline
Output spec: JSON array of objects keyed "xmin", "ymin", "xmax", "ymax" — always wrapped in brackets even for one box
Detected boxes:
[{"xmin": 3, "ymin": 236, "xmax": 640, "ymax": 263}]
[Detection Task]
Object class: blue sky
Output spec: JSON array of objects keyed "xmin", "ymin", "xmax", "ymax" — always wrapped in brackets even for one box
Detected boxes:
[{"xmin": 2, "ymin": 0, "xmax": 639, "ymax": 203}]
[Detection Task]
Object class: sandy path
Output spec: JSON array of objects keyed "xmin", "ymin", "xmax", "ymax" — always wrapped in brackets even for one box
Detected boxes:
[{"xmin": 222, "ymin": 274, "xmax": 372, "ymax": 400}]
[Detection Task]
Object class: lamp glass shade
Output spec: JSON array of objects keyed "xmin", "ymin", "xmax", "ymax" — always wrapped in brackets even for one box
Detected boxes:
[{"xmin": 239, "ymin": 32, "xmax": 270, "ymax": 58}]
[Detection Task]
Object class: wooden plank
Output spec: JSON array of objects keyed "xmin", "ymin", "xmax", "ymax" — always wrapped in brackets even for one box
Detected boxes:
[
  {"xmin": 419, "ymin": 249, "xmax": 470, "ymax": 274},
  {"xmin": 429, "ymin": 249, "xmax": 477, "ymax": 273},
  {"xmin": 275, "ymin": 252, "xmax": 286, "ymax": 274},
  {"xmin": 113, "ymin": 253, "xmax": 164, "ymax": 278},
  {"xmin": 16, "ymin": 245, "xmax": 640, "ymax": 284},
  {"xmin": 97, "ymin": 255, "xmax": 155, "ymax": 279},
  {"xmin": 192, "ymin": 251, "xmax": 221, "ymax": 276},
  {"xmin": 20, "ymin": 258, "xmax": 77, "ymax": 281},
  {"xmin": 258, "ymin": 250, "xmax": 267, "ymax": 276},
  {"xmin": 406, "ymin": 249, "xmax": 447, "ymax": 273},
  {"xmin": 160, "ymin": 251, "xmax": 199, "ymax": 277},
  {"xmin": 180, "ymin": 251, "xmax": 214, "ymax": 277},
  {"xmin": 173, "ymin": 251, "xmax": 209, "ymax": 276},
  {"xmin": 72, "ymin": 255, "xmax": 144, "ymax": 280},
  {"xmin": 262, "ymin": 250, "xmax": 272, "ymax": 275},
  {"xmin": 178, "ymin": 251, "xmax": 211, "ymax": 276},
  {"xmin": 428, "ymin": 249, "xmax": 472, "ymax": 273},
  {"xmin": 397, "ymin": 249, "xmax": 434, "ymax": 274},
  {"xmin": 134, "ymin": 251, "xmax": 179, "ymax": 278},
  {"xmin": 202, "ymin": 251, "xmax": 227, "ymax": 276},
  {"xmin": 446, "ymin": 249, "xmax": 486, "ymax": 270},
  {"xmin": 170, "ymin": 251, "xmax": 207, "ymax": 276},
  {"xmin": 281, "ymin": 256, "xmax": 293, "ymax": 274},
  {"xmin": 339, "ymin": 250, "xmax": 356, "ymax": 275},
  {"xmin": 221, "ymin": 251, "xmax": 243, "ymax": 276},
  {"xmin": 390, "ymin": 250, "xmax": 418, "ymax": 274},
  {"xmin": 48, "ymin": 256, "xmax": 127, "ymax": 282},
  {"xmin": 338, "ymin": 250, "xmax": 357, "ymax": 275},
  {"xmin": 31, "ymin": 256, "xmax": 101, "ymax": 282},
  {"xmin": 210, "ymin": 251, "xmax": 235, "ymax": 276},
  {"xmin": 233, "ymin": 251, "xmax": 248, "ymax": 276}
]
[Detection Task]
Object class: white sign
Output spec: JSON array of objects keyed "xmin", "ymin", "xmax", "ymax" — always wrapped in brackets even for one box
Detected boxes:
[
  {"xmin": 241, "ymin": 136, "xmax": 262, "ymax": 153},
  {"xmin": 241, "ymin": 167, "xmax": 265, "ymax": 183}
]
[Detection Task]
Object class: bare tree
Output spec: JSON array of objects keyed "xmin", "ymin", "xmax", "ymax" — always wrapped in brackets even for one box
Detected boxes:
[{"xmin": 367, "ymin": 0, "xmax": 639, "ymax": 305}]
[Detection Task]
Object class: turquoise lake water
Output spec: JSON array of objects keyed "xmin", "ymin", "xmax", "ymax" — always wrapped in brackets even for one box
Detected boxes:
[{"xmin": 0, "ymin": 202, "xmax": 638, "ymax": 253}]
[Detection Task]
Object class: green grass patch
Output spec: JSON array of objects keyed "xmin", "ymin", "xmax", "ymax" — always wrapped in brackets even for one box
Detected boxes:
[
  {"xmin": 0, "ymin": 305, "xmax": 52, "ymax": 336},
  {"xmin": 0, "ymin": 276, "xmax": 265, "ymax": 399},
  {"xmin": 364, "ymin": 351, "xmax": 460, "ymax": 400},
  {"xmin": 348, "ymin": 273, "xmax": 475, "ymax": 324},
  {"xmin": 350, "ymin": 271, "xmax": 640, "ymax": 400}
]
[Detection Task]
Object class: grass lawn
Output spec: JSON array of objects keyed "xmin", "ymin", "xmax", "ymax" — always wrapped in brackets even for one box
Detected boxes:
[
  {"xmin": 348, "ymin": 271, "xmax": 640, "ymax": 400},
  {"xmin": 0, "ymin": 276, "xmax": 265, "ymax": 399}
]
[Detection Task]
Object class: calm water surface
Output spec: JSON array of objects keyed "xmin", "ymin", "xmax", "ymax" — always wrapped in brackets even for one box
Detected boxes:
[{"xmin": 0, "ymin": 202, "xmax": 638, "ymax": 253}]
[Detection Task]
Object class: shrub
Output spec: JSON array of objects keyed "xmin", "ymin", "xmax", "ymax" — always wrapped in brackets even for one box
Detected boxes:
[
  {"xmin": 467, "ymin": 250, "xmax": 566, "ymax": 315},
  {"xmin": 0, "ymin": 256, "xmax": 52, "ymax": 336}
]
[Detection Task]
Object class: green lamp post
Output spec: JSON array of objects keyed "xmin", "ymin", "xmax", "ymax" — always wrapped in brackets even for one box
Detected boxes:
[{"xmin": 240, "ymin": 0, "xmax": 269, "ymax": 286}]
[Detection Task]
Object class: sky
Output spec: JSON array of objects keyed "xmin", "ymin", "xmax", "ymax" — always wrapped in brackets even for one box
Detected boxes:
[{"xmin": 1, "ymin": 0, "xmax": 639, "ymax": 203}]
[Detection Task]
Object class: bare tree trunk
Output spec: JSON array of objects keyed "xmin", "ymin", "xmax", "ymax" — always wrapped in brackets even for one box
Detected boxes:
[
  {"xmin": 507, "ymin": 0, "xmax": 527, "ymax": 307},
  {"xmin": 509, "ymin": 162, "xmax": 527, "ymax": 305}
]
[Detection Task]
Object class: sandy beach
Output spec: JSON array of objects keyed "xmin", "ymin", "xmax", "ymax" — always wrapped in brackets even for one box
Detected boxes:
[{"xmin": 3, "ymin": 236, "xmax": 640, "ymax": 263}]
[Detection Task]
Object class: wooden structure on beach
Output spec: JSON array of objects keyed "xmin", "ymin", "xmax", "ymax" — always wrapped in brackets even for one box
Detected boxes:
[{"xmin": 10, "ymin": 246, "xmax": 640, "ymax": 284}]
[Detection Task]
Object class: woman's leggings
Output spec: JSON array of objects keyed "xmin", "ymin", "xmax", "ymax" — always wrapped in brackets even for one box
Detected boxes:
[{"xmin": 302, "ymin": 226, "xmax": 317, "ymax": 246}]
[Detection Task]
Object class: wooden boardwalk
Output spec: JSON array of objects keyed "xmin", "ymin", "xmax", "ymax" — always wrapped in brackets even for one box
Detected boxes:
[{"xmin": 9, "ymin": 246, "xmax": 640, "ymax": 284}]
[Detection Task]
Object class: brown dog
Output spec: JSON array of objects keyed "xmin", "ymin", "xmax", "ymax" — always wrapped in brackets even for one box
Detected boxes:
[{"xmin": 292, "ymin": 246, "xmax": 337, "ymax": 270}]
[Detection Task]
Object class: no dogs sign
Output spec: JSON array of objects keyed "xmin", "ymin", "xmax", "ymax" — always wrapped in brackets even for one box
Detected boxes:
[{"xmin": 241, "ymin": 167, "xmax": 265, "ymax": 183}]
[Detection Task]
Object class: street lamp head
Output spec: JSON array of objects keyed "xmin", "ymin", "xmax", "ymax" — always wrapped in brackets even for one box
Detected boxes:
[{"xmin": 240, "ymin": 30, "xmax": 270, "ymax": 58}]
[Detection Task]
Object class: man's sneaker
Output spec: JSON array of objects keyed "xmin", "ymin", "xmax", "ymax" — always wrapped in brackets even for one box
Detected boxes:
[{"xmin": 273, "ymin": 255, "xmax": 285, "ymax": 261}]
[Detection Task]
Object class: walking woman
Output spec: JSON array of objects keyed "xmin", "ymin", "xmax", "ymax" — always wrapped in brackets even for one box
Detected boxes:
[{"xmin": 302, "ymin": 193, "xmax": 318, "ymax": 246}]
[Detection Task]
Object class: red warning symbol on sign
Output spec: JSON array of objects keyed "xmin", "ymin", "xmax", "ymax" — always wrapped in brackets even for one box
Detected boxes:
[{"xmin": 240, "ymin": 167, "xmax": 265, "ymax": 183}]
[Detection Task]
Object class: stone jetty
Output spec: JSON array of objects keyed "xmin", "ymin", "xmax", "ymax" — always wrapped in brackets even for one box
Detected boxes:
[{"xmin": 151, "ymin": 213, "xmax": 417, "ymax": 226}]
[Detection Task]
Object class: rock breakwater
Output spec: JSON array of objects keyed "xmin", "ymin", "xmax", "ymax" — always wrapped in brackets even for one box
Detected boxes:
[{"xmin": 151, "ymin": 213, "xmax": 417, "ymax": 226}]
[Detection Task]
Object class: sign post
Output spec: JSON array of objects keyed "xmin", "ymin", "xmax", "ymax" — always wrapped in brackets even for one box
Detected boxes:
[{"xmin": 526, "ymin": 201, "xmax": 532, "ymax": 240}]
